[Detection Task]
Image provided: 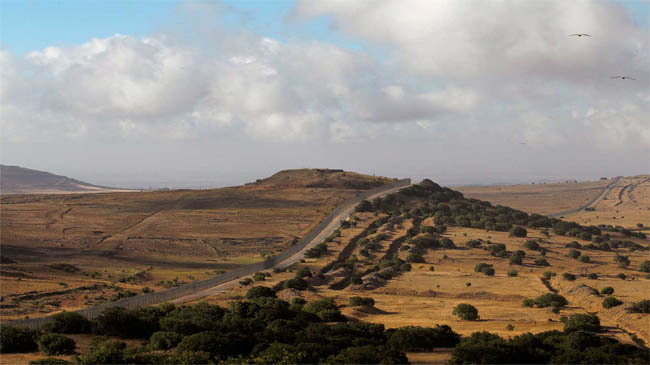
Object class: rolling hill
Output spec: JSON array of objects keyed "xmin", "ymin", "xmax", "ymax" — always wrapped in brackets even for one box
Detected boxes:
[{"xmin": 0, "ymin": 165, "xmax": 124, "ymax": 194}]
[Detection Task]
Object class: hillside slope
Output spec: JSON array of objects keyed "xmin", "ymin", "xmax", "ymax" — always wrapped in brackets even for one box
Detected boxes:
[{"xmin": 0, "ymin": 165, "xmax": 116, "ymax": 194}]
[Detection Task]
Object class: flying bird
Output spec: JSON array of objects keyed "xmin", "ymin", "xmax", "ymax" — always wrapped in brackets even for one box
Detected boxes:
[
  {"xmin": 570, "ymin": 33, "xmax": 591, "ymax": 37},
  {"xmin": 610, "ymin": 76, "xmax": 636, "ymax": 80}
]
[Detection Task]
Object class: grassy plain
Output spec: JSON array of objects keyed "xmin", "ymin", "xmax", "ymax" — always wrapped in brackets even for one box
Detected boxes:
[
  {"xmin": 456, "ymin": 179, "xmax": 611, "ymax": 215},
  {"xmin": 0, "ymin": 169, "xmax": 394, "ymax": 319}
]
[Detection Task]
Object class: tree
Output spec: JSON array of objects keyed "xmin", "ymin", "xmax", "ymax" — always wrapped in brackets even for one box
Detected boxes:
[
  {"xmin": 578, "ymin": 255, "xmax": 590, "ymax": 263},
  {"xmin": 523, "ymin": 240, "xmax": 540, "ymax": 250},
  {"xmin": 640, "ymin": 261, "xmax": 650, "ymax": 273},
  {"xmin": 38, "ymin": 334, "xmax": 76, "ymax": 355},
  {"xmin": 387, "ymin": 325, "xmax": 460, "ymax": 351},
  {"xmin": 630, "ymin": 300, "xmax": 650, "ymax": 314},
  {"xmin": 508, "ymin": 270, "xmax": 518, "ymax": 277},
  {"xmin": 246, "ymin": 286, "xmax": 276, "ymax": 299},
  {"xmin": 349, "ymin": 297, "xmax": 375, "ymax": 307},
  {"xmin": 149, "ymin": 331, "xmax": 183, "ymax": 350},
  {"xmin": 602, "ymin": 296, "xmax": 623, "ymax": 309},
  {"xmin": 0, "ymin": 326, "xmax": 39, "ymax": 353},
  {"xmin": 564, "ymin": 313, "xmax": 601, "ymax": 333},
  {"xmin": 41, "ymin": 312, "xmax": 91, "ymax": 334},
  {"xmin": 614, "ymin": 255, "xmax": 630, "ymax": 268},
  {"xmin": 534, "ymin": 258, "xmax": 550, "ymax": 266},
  {"xmin": 567, "ymin": 249, "xmax": 581, "ymax": 259},
  {"xmin": 452, "ymin": 303, "xmax": 479, "ymax": 321},
  {"xmin": 509, "ymin": 254, "xmax": 523, "ymax": 266},
  {"xmin": 509, "ymin": 226, "xmax": 527, "ymax": 238},
  {"xmin": 600, "ymin": 287, "xmax": 614, "ymax": 295},
  {"xmin": 532, "ymin": 293, "xmax": 568, "ymax": 308},
  {"xmin": 562, "ymin": 273, "xmax": 576, "ymax": 281}
]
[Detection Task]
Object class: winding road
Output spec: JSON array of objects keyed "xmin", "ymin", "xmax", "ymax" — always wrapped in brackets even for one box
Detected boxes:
[
  {"xmin": 547, "ymin": 177, "xmax": 621, "ymax": 218},
  {"xmin": 172, "ymin": 182, "xmax": 411, "ymax": 304}
]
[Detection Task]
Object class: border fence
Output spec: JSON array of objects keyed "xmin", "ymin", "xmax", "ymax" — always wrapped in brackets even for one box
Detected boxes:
[{"xmin": 4, "ymin": 178, "xmax": 410, "ymax": 329}]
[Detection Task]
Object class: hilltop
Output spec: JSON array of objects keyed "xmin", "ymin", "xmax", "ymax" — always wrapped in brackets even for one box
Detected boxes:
[
  {"xmin": 0, "ymin": 168, "xmax": 396, "ymax": 320},
  {"xmin": 244, "ymin": 168, "xmax": 395, "ymax": 190},
  {"xmin": 0, "ymin": 165, "xmax": 128, "ymax": 195}
]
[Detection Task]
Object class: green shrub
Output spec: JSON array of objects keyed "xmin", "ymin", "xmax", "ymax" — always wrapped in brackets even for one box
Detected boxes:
[
  {"xmin": 629, "ymin": 299, "xmax": 650, "ymax": 314},
  {"xmin": 253, "ymin": 273, "xmax": 266, "ymax": 281},
  {"xmin": 246, "ymin": 286, "xmax": 276, "ymax": 299},
  {"xmin": 239, "ymin": 278, "xmax": 253, "ymax": 286},
  {"xmin": 617, "ymin": 273, "xmax": 627, "ymax": 280},
  {"xmin": 429, "ymin": 266, "xmax": 435, "ymax": 272},
  {"xmin": 507, "ymin": 270, "xmax": 518, "ymax": 277},
  {"xmin": 41, "ymin": 312, "xmax": 91, "ymax": 334},
  {"xmin": 587, "ymin": 273, "xmax": 598, "ymax": 280},
  {"xmin": 509, "ymin": 226, "xmax": 527, "ymax": 238},
  {"xmin": 387, "ymin": 325, "xmax": 460, "ymax": 351},
  {"xmin": 0, "ymin": 326, "xmax": 39, "ymax": 353},
  {"xmin": 614, "ymin": 255, "xmax": 630, "ymax": 267},
  {"xmin": 509, "ymin": 255, "xmax": 523, "ymax": 265},
  {"xmin": 543, "ymin": 271, "xmax": 556, "ymax": 279},
  {"xmin": 349, "ymin": 296, "xmax": 375, "ymax": 307},
  {"xmin": 640, "ymin": 261, "xmax": 650, "ymax": 273},
  {"xmin": 531, "ymin": 293, "xmax": 568, "ymax": 308},
  {"xmin": 284, "ymin": 277, "xmax": 309, "ymax": 291},
  {"xmin": 297, "ymin": 267, "xmax": 313, "ymax": 278},
  {"xmin": 452, "ymin": 303, "xmax": 479, "ymax": 321},
  {"xmin": 600, "ymin": 286, "xmax": 614, "ymax": 295},
  {"xmin": 564, "ymin": 313, "xmax": 601, "ymax": 332},
  {"xmin": 534, "ymin": 258, "xmax": 549, "ymax": 266},
  {"xmin": 578, "ymin": 255, "xmax": 590, "ymax": 263},
  {"xmin": 567, "ymin": 249, "xmax": 581, "ymax": 259},
  {"xmin": 303, "ymin": 298, "xmax": 344, "ymax": 322},
  {"xmin": 523, "ymin": 240, "xmax": 540, "ymax": 250},
  {"xmin": 562, "ymin": 273, "xmax": 576, "ymax": 281},
  {"xmin": 149, "ymin": 331, "xmax": 182, "ymax": 350},
  {"xmin": 522, "ymin": 299, "xmax": 534, "ymax": 307},
  {"xmin": 38, "ymin": 334, "xmax": 75, "ymax": 355},
  {"xmin": 602, "ymin": 296, "xmax": 623, "ymax": 309}
]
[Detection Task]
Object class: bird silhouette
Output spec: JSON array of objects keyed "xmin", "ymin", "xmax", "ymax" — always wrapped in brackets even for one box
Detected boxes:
[
  {"xmin": 570, "ymin": 33, "xmax": 591, "ymax": 37},
  {"xmin": 610, "ymin": 76, "xmax": 636, "ymax": 80}
]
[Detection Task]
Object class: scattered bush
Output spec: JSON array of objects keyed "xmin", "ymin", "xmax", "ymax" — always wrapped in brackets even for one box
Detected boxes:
[
  {"xmin": 387, "ymin": 325, "xmax": 460, "ymax": 351},
  {"xmin": 246, "ymin": 286, "xmax": 276, "ymax": 299},
  {"xmin": 567, "ymin": 249, "xmax": 581, "ymax": 259},
  {"xmin": 284, "ymin": 277, "xmax": 309, "ymax": 291},
  {"xmin": 600, "ymin": 287, "xmax": 614, "ymax": 295},
  {"xmin": 578, "ymin": 255, "xmax": 591, "ymax": 263},
  {"xmin": 524, "ymin": 293, "xmax": 568, "ymax": 308},
  {"xmin": 564, "ymin": 313, "xmax": 601, "ymax": 333},
  {"xmin": 349, "ymin": 297, "xmax": 375, "ymax": 307},
  {"xmin": 640, "ymin": 261, "xmax": 650, "ymax": 273},
  {"xmin": 587, "ymin": 273, "xmax": 598, "ymax": 280},
  {"xmin": 562, "ymin": 273, "xmax": 576, "ymax": 281},
  {"xmin": 149, "ymin": 331, "xmax": 183, "ymax": 350},
  {"xmin": 0, "ymin": 326, "xmax": 39, "ymax": 353},
  {"xmin": 38, "ymin": 334, "xmax": 75, "ymax": 355},
  {"xmin": 41, "ymin": 312, "xmax": 91, "ymax": 334},
  {"xmin": 474, "ymin": 263, "xmax": 494, "ymax": 276},
  {"xmin": 602, "ymin": 296, "xmax": 623, "ymax": 309},
  {"xmin": 239, "ymin": 278, "xmax": 253, "ymax": 286},
  {"xmin": 614, "ymin": 255, "xmax": 630, "ymax": 268},
  {"xmin": 523, "ymin": 240, "xmax": 541, "ymax": 251},
  {"xmin": 509, "ymin": 226, "xmax": 527, "ymax": 238},
  {"xmin": 629, "ymin": 299, "xmax": 650, "ymax": 314},
  {"xmin": 543, "ymin": 271, "xmax": 556, "ymax": 279},
  {"xmin": 452, "ymin": 303, "xmax": 479, "ymax": 321},
  {"xmin": 509, "ymin": 254, "xmax": 523, "ymax": 266},
  {"xmin": 507, "ymin": 270, "xmax": 518, "ymax": 277},
  {"xmin": 534, "ymin": 258, "xmax": 550, "ymax": 266},
  {"xmin": 617, "ymin": 273, "xmax": 627, "ymax": 280}
]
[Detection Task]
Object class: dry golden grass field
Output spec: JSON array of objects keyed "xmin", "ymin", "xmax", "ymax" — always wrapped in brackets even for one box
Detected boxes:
[
  {"xmin": 1, "ymin": 174, "xmax": 648, "ymax": 365},
  {"xmin": 0, "ymin": 169, "xmax": 394, "ymax": 320},
  {"xmin": 193, "ymin": 180, "xmax": 649, "ymax": 364},
  {"xmin": 456, "ymin": 179, "xmax": 613, "ymax": 216}
]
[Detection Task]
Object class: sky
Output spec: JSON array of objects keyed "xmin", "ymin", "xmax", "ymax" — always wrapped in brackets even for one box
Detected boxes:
[{"xmin": 1, "ymin": 0, "xmax": 649, "ymax": 188}]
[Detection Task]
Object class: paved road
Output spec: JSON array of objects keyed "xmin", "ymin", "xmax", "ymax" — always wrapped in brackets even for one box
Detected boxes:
[
  {"xmin": 172, "ymin": 183, "xmax": 410, "ymax": 304},
  {"xmin": 547, "ymin": 177, "xmax": 621, "ymax": 218}
]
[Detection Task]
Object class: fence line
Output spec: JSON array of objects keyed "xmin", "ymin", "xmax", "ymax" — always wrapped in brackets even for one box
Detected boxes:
[{"xmin": 4, "ymin": 179, "xmax": 410, "ymax": 330}]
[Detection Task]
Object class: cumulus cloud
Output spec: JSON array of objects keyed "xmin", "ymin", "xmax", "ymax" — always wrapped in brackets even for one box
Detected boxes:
[{"xmin": 0, "ymin": 0, "xmax": 648, "ymax": 186}]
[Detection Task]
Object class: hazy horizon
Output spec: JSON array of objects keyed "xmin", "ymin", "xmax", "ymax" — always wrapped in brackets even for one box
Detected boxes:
[{"xmin": 1, "ymin": 0, "xmax": 648, "ymax": 189}]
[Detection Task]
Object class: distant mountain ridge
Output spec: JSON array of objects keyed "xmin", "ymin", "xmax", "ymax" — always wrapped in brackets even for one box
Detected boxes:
[{"xmin": 0, "ymin": 165, "xmax": 115, "ymax": 194}]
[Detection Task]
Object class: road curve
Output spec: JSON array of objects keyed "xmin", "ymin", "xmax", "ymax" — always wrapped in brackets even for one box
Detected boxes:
[
  {"xmin": 172, "ymin": 183, "xmax": 411, "ymax": 304},
  {"xmin": 547, "ymin": 177, "xmax": 621, "ymax": 218}
]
